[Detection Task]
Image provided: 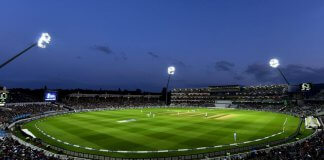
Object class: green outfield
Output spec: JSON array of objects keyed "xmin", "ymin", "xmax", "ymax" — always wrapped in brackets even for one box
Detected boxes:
[{"xmin": 22, "ymin": 108, "xmax": 301, "ymax": 158}]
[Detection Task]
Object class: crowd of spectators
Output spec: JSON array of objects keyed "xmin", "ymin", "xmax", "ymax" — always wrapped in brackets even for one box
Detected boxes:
[
  {"xmin": 63, "ymin": 98, "xmax": 164, "ymax": 110},
  {"xmin": 284, "ymin": 105, "xmax": 323, "ymax": 117},
  {"xmin": 0, "ymin": 103, "xmax": 66, "ymax": 160},
  {"xmin": 5, "ymin": 89, "xmax": 43, "ymax": 103},
  {"xmin": 237, "ymin": 104, "xmax": 283, "ymax": 110},
  {"xmin": 227, "ymin": 130, "xmax": 323, "ymax": 160},
  {"xmin": 0, "ymin": 137, "xmax": 60, "ymax": 160},
  {"xmin": 224, "ymin": 103, "xmax": 323, "ymax": 160},
  {"xmin": 237, "ymin": 103, "xmax": 323, "ymax": 117},
  {"xmin": 171, "ymin": 85, "xmax": 288, "ymax": 106},
  {"xmin": 0, "ymin": 104, "xmax": 62, "ymax": 129}
]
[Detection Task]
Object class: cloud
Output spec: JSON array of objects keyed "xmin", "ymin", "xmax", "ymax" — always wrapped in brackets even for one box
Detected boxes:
[
  {"xmin": 92, "ymin": 45, "xmax": 113, "ymax": 54},
  {"xmin": 121, "ymin": 52, "xmax": 128, "ymax": 60},
  {"xmin": 233, "ymin": 75, "xmax": 244, "ymax": 80},
  {"xmin": 113, "ymin": 52, "xmax": 128, "ymax": 61},
  {"xmin": 173, "ymin": 59, "xmax": 187, "ymax": 68},
  {"xmin": 215, "ymin": 61, "xmax": 235, "ymax": 71},
  {"xmin": 119, "ymin": 52, "xmax": 128, "ymax": 61},
  {"xmin": 245, "ymin": 63, "xmax": 277, "ymax": 82},
  {"xmin": 282, "ymin": 64, "xmax": 324, "ymax": 83},
  {"xmin": 91, "ymin": 44, "xmax": 127, "ymax": 61},
  {"xmin": 245, "ymin": 63, "xmax": 324, "ymax": 84},
  {"xmin": 147, "ymin": 52, "xmax": 159, "ymax": 58},
  {"xmin": 210, "ymin": 61, "xmax": 244, "ymax": 81}
]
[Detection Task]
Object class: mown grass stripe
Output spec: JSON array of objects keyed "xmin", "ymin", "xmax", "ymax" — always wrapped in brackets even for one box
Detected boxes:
[{"xmin": 24, "ymin": 108, "xmax": 300, "ymax": 158}]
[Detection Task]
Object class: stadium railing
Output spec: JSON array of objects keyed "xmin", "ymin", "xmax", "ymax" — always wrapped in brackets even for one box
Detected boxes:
[{"xmin": 10, "ymin": 134, "xmax": 68, "ymax": 159}]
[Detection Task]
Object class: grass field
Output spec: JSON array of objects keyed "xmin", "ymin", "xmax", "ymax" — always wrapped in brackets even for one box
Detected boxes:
[{"xmin": 23, "ymin": 108, "xmax": 301, "ymax": 158}]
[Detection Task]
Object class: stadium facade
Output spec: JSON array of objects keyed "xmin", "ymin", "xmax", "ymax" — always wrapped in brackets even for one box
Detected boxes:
[
  {"xmin": 171, "ymin": 84, "xmax": 287, "ymax": 106},
  {"xmin": 171, "ymin": 83, "xmax": 324, "ymax": 107}
]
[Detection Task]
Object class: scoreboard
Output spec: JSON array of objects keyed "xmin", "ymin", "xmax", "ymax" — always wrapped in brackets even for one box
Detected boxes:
[
  {"xmin": 0, "ymin": 91, "xmax": 8, "ymax": 106},
  {"xmin": 300, "ymin": 83, "xmax": 312, "ymax": 92},
  {"xmin": 44, "ymin": 91, "xmax": 57, "ymax": 102}
]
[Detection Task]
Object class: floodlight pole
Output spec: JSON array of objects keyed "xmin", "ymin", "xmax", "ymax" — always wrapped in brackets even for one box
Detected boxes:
[
  {"xmin": 0, "ymin": 43, "xmax": 37, "ymax": 70},
  {"xmin": 165, "ymin": 74, "xmax": 171, "ymax": 105},
  {"xmin": 277, "ymin": 68, "xmax": 290, "ymax": 85}
]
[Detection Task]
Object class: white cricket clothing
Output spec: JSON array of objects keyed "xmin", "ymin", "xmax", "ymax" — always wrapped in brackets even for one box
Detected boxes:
[{"xmin": 234, "ymin": 132, "xmax": 237, "ymax": 142}]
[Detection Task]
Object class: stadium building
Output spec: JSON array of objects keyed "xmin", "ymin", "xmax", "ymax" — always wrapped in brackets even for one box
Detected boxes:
[
  {"xmin": 67, "ymin": 93, "xmax": 161, "ymax": 102},
  {"xmin": 171, "ymin": 84, "xmax": 288, "ymax": 107},
  {"xmin": 171, "ymin": 83, "xmax": 324, "ymax": 107}
]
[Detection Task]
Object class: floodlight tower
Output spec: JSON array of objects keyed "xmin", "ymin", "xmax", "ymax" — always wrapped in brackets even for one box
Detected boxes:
[
  {"xmin": 165, "ymin": 66, "xmax": 175, "ymax": 105},
  {"xmin": 269, "ymin": 58, "xmax": 290, "ymax": 85},
  {"xmin": 0, "ymin": 33, "xmax": 51, "ymax": 69}
]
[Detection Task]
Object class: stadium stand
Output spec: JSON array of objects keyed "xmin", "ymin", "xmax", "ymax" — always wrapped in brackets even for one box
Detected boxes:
[
  {"xmin": 0, "ymin": 103, "xmax": 66, "ymax": 159},
  {"xmin": 0, "ymin": 103, "xmax": 63, "ymax": 136},
  {"xmin": 6, "ymin": 89, "xmax": 44, "ymax": 103},
  {"xmin": 171, "ymin": 84, "xmax": 323, "ymax": 160},
  {"xmin": 63, "ymin": 93, "xmax": 163, "ymax": 110},
  {"xmin": 0, "ymin": 137, "xmax": 60, "ymax": 160},
  {"xmin": 0, "ymin": 85, "xmax": 323, "ymax": 160},
  {"xmin": 171, "ymin": 85, "xmax": 288, "ymax": 106},
  {"xmin": 224, "ymin": 130, "xmax": 323, "ymax": 160}
]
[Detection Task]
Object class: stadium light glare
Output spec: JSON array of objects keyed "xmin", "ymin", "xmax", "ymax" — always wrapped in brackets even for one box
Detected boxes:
[
  {"xmin": 268, "ymin": 58, "xmax": 290, "ymax": 85},
  {"xmin": 37, "ymin": 33, "xmax": 51, "ymax": 48},
  {"xmin": 269, "ymin": 58, "xmax": 280, "ymax": 68},
  {"xmin": 0, "ymin": 32, "xmax": 51, "ymax": 69},
  {"xmin": 168, "ymin": 66, "xmax": 175, "ymax": 75}
]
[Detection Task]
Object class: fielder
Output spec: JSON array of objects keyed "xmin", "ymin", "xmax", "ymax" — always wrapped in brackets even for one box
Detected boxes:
[{"xmin": 234, "ymin": 131, "xmax": 237, "ymax": 142}]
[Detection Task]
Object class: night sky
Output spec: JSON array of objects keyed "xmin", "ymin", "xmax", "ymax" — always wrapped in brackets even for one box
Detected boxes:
[{"xmin": 1, "ymin": 0, "xmax": 324, "ymax": 91}]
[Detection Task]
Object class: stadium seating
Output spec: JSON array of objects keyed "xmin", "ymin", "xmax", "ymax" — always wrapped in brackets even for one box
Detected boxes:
[
  {"xmin": 0, "ymin": 86, "xmax": 323, "ymax": 160},
  {"xmin": 0, "ymin": 137, "xmax": 60, "ymax": 160},
  {"xmin": 229, "ymin": 130, "xmax": 323, "ymax": 160}
]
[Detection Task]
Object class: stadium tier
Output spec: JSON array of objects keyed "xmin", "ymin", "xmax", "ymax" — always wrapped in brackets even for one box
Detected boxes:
[
  {"xmin": 171, "ymin": 84, "xmax": 324, "ymax": 107},
  {"xmin": 171, "ymin": 85, "xmax": 288, "ymax": 106},
  {"xmin": 64, "ymin": 93, "xmax": 163, "ymax": 109}
]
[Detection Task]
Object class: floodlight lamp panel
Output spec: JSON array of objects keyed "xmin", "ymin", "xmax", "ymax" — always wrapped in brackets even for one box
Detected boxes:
[
  {"xmin": 168, "ymin": 66, "xmax": 175, "ymax": 75},
  {"xmin": 37, "ymin": 33, "xmax": 51, "ymax": 48},
  {"xmin": 269, "ymin": 58, "xmax": 280, "ymax": 68}
]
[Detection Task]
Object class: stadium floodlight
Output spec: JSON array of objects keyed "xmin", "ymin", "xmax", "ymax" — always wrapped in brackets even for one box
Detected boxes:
[
  {"xmin": 168, "ymin": 66, "xmax": 175, "ymax": 75},
  {"xmin": 165, "ymin": 66, "xmax": 175, "ymax": 105},
  {"xmin": 37, "ymin": 33, "xmax": 51, "ymax": 48},
  {"xmin": 269, "ymin": 58, "xmax": 280, "ymax": 68},
  {"xmin": 269, "ymin": 58, "xmax": 289, "ymax": 85},
  {"xmin": 0, "ymin": 32, "xmax": 51, "ymax": 70}
]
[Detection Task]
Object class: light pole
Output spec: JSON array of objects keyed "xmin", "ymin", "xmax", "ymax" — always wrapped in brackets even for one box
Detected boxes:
[
  {"xmin": 269, "ymin": 58, "xmax": 290, "ymax": 85},
  {"xmin": 165, "ymin": 66, "xmax": 175, "ymax": 105},
  {"xmin": 0, "ymin": 33, "xmax": 51, "ymax": 69}
]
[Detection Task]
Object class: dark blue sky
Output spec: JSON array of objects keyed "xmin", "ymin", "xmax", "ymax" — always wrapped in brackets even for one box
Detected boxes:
[{"xmin": 1, "ymin": 0, "xmax": 324, "ymax": 91}]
